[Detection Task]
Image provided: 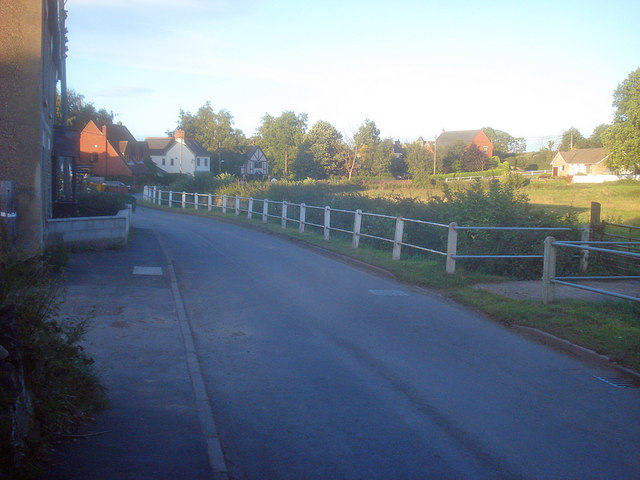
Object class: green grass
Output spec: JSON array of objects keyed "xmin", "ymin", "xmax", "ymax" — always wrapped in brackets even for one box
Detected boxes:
[{"xmin": 141, "ymin": 199, "xmax": 640, "ymax": 373}]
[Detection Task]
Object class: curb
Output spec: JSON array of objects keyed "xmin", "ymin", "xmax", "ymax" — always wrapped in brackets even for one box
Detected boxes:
[
  {"xmin": 152, "ymin": 228, "xmax": 230, "ymax": 480},
  {"xmin": 512, "ymin": 325, "xmax": 640, "ymax": 384}
]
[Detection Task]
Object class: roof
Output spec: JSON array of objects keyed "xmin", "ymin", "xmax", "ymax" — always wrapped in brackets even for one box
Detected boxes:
[
  {"xmin": 436, "ymin": 130, "xmax": 485, "ymax": 149},
  {"xmin": 555, "ymin": 148, "xmax": 608, "ymax": 165},
  {"xmin": 184, "ymin": 138, "xmax": 210, "ymax": 157},
  {"xmin": 145, "ymin": 137, "xmax": 210, "ymax": 157}
]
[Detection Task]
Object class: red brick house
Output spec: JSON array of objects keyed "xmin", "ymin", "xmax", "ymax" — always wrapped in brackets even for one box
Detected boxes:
[
  {"xmin": 428, "ymin": 129, "xmax": 494, "ymax": 158},
  {"xmin": 79, "ymin": 120, "xmax": 150, "ymax": 183}
]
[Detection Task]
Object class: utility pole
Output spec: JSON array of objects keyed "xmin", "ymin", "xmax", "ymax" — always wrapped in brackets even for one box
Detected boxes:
[
  {"xmin": 218, "ymin": 141, "xmax": 222, "ymax": 173},
  {"xmin": 433, "ymin": 134, "xmax": 437, "ymax": 175}
]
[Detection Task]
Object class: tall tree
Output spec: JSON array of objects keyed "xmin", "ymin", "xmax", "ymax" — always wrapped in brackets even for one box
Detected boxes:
[
  {"xmin": 56, "ymin": 89, "xmax": 114, "ymax": 127},
  {"xmin": 482, "ymin": 127, "xmax": 526, "ymax": 158},
  {"xmin": 585, "ymin": 123, "xmax": 610, "ymax": 148},
  {"xmin": 461, "ymin": 144, "xmax": 489, "ymax": 172},
  {"xmin": 603, "ymin": 68, "xmax": 640, "ymax": 173},
  {"xmin": 177, "ymin": 101, "xmax": 247, "ymax": 174},
  {"xmin": 296, "ymin": 120, "xmax": 345, "ymax": 179},
  {"xmin": 560, "ymin": 127, "xmax": 584, "ymax": 151},
  {"xmin": 405, "ymin": 141, "xmax": 432, "ymax": 178},
  {"xmin": 258, "ymin": 111, "xmax": 308, "ymax": 178}
]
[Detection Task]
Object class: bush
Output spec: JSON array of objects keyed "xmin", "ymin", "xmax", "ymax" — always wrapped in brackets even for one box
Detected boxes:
[
  {"xmin": 0, "ymin": 253, "xmax": 105, "ymax": 476},
  {"xmin": 77, "ymin": 192, "xmax": 132, "ymax": 217}
]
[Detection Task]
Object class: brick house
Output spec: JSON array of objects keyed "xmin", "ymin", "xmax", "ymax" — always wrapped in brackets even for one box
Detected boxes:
[
  {"xmin": 79, "ymin": 120, "xmax": 151, "ymax": 183},
  {"xmin": 429, "ymin": 130, "xmax": 494, "ymax": 158},
  {"xmin": 146, "ymin": 130, "xmax": 211, "ymax": 175}
]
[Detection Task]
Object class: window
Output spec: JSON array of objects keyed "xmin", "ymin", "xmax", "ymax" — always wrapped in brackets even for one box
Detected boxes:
[
  {"xmin": 483, "ymin": 146, "xmax": 488, "ymax": 153},
  {"xmin": 162, "ymin": 158, "xmax": 165, "ymax": 166},
  {"xmin": 170, "ymin": 158, "xmax": 174, "ymax": 166},
  {"xmin": 197, "ymin": 158, "xmax": 201, "ymax": 166},
  {"xmin": 204, "ymin": 158, "xmax": 208, "ymax": 166}
]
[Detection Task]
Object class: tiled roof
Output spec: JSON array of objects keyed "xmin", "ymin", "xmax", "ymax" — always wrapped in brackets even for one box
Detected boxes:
[
  {"xmin": 436, "ymin": 130, "xmax": 483, "ymax": 149},
  {"xmin": 184, "ymin": 138, "xmax": 210, "ymax": 157},
  {"xmin": 145, "ymin": 137, "xmax": 174, "ymax": 155},
  {"xmin": 556, "ymin": 148, "xmax": 608, "ymax": 165}
]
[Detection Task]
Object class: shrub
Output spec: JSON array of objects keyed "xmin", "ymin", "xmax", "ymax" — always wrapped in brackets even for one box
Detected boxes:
[{"xmin": 77, "ymin": 192, "xmax": 131, "ymax": 217}]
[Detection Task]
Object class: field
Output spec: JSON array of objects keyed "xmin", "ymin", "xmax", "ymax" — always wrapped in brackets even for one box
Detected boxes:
[{"xmin": 361, "ymin": 178, "xmax": 640, "ymax": 226}]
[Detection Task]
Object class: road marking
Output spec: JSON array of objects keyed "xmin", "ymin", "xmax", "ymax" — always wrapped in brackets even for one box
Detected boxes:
[
  {"xmin": 133, "ymin": 266, "xmax": 163, "ymax": 276},
  {"xmin": 593, "ymin": 376, "xmax": 635, "ymax": 388},
  {"xmin": 368, "ymin": 289, "xmax": 409, "ymax": 296}
]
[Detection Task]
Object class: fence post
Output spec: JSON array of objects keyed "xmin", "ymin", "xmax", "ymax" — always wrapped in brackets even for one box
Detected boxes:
[
  {"xmin": 208, "ymin": 194, "xmax": 212, "ymax": 212},
  {"xmin": 181, "ymin": 191, "xmax": 186, "ymax": 209},
  {"xmin": 580, "ymin": 225, "xmax": 590, "ymax": 272},
  {"xmin": 235, "ymin": 196, "xmax": 240, "ymax": 215},
  {"xmin": 446, "ymin": 222, "xmax": 458, "ymax": 274},
  {"xmin": 323, "ymin": 206, "xmax": 331, "ymax": 240},
  {"xmin": 352, "ymin": 209, "xmax": 362, "ymax": 248},
  {"xmin": 262, "ymin": 199, "xmax": 268, "ymax": 223},
  {"xmin": 248, "ymin": 197, "xmax": 253, "ymax": 219},
  {"xmin": 168, "ymin": 191, "xmax": 173, "ymax": 208},
  {"xmin": 590, "ymin": 201, "xmax": 601, "ymax": 227},
  {"xmin": 157, "ymin": 188, "xmax": 162, "ymax": 205},
  {"xmin": 194, "ymin": 193, "xmax": 198, "ymax": 210},
  {"xmin": 542, "ymin": 236, "xmax": 557, "ymax": 304},
  {"xmin": 281, "ymin": 201, "xmax": 288, "ymax": 228},
  {"xmin": 152, "ymin": 186, "xmax": 157, "ymax": 203},
  {"xmin": 299, "ymin": 203, "xmax": 306, "ymax": 233},
  {"xmin": 392, "ymin": 217, "xmax": 404, "ymax": 260},
  {"xmin": 0, "ymin": 181, "xmax": 17, "ymax": 249},
  {"xmin": 222, "ymin": 194, "xmax": 227, "ymax": 214}
]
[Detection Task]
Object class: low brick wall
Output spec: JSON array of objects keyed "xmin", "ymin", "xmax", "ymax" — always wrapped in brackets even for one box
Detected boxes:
[{"xmin": 45, "ymin": 207, "xmax": 131, "ymax": 248}]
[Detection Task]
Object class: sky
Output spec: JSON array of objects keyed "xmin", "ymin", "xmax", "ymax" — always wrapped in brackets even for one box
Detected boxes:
[{"xmin": 65, "ymin": 0, "xmax": 640, "ymax": 150}]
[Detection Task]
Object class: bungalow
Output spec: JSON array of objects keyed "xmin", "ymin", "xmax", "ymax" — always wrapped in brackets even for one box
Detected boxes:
[
  {"xmin": 550, "ymin": 148, "xmax": 610, "ymax": 177},
  {"xmin": 240, "ymin": 145, "xmax": 269, "ymax": 180},
  {"xmin": 79, "ymin": 120, "xmax": 151, "ymax": 183},
  {"xmin": 146, "ymin": 130, "xmax": 211, "ymax": 175}
]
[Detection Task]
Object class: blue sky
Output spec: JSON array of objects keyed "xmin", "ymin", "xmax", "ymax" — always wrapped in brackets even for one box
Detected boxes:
[{"xmin": 66, "ymin": 0, "xmax": 639, "ymax": 150}]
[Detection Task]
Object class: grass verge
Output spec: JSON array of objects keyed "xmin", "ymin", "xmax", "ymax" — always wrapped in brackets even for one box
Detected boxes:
[{"xmin": 140, "ymin": 200, "xmax": 640, "ymax": 373}]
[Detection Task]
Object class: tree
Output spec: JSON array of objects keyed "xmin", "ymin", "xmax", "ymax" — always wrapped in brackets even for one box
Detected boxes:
[
  {"xmin": 560, "ymin": 127, "xmax": 584, "ymax": 151},
  {"xmin": 584, "ymin": 123, "xmax": 610, "ymax": 148},
  {"xmin": 258, "ymin": 111, "xmax": 308, "ymax": 178},
  {"xmin": 482, "ymin": 127, "xmax": 526, "ymax": 158},
  {"xmin": 344, "ymin": 119, "xmax": 380, "ymax": 179},
  {"xmin": 603, "ymin": 68, "xmax": 640, "ymax": 173},
  {"xmin": 461, "ymin": 144, "xmax": 489, "ymax": 172},
  {"xmin": 176, "ymin": 101, "xmax": 247, "ymax": 174},
  {"xmin": 56, "ymin": 89, "xmax": 114, "ymax": 127},
  {"xmin": 404, "ymin": 142, "xmax": 432, "ymax": 178},
  {"xmin": 439, "ymin": 141, "xmax": 467, "ymax": 173},
  {"xmin": 295, "ymin": 120, "xmax": 345, "ymax": 179}
]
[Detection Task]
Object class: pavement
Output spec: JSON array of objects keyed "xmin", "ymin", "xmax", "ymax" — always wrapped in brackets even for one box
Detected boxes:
[{"xmin": 42, "ymin": 227, "xmax": 214, "ymax": 480}]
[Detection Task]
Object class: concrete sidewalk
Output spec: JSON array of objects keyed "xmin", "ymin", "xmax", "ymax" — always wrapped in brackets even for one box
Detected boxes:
[{"xmin": 42, "ymin": 227, "xmax": 212, "ymax": 480}]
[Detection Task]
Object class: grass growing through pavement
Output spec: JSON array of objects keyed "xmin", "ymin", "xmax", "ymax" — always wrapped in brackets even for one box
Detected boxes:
[{"xmin": 141, "ymin": 199, "xmax": 640, "ymax": 373}]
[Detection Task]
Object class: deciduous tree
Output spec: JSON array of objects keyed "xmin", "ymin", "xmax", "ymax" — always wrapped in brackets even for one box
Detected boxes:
[{"xmin": 258, "ymin": 111, "xmax": 308, "ymax": 178}]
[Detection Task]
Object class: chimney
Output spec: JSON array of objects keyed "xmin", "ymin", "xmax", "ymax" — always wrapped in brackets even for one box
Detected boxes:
[{"xmin": 174, "ymin": 129, "xmax": 185, "ymax": 141}]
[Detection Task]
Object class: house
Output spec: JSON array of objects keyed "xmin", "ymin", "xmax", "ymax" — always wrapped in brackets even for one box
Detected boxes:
[
  {"xmin": 146, "ymin": 130, "xmax": 211, "ymax": 175},
  {"xmin": 550, "ymin": 148, "xmax": 610, "ymax": 177},
  {"xmin": 430, "ymin": 129, "xmax": 494, "ymax": 158},
  {"xmin": 79, "ymin": 120, "xmax": 151, "ymax": 183},
  {"xmin": 0, "ymin": 0, "xmax": 68, "ymax": 252},
  {"xmin": 240, "ymin": 145, "xmax": 269, "ymax": 180}
]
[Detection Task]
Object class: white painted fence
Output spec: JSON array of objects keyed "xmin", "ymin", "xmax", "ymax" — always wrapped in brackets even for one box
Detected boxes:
[{"xmin": 143, "ymin": 186, "xmax": 584, "ymax": 274}]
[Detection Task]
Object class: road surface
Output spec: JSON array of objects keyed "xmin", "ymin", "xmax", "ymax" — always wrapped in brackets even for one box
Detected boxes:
[{"xmin": 135, "ymin": 206, "xmax": 640, "ymax": 480}]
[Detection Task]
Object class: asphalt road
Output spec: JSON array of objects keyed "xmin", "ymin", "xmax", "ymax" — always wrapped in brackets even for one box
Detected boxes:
[{"xmin": 135, "ymin": 206, "xmax": 640, "ymax": 480}]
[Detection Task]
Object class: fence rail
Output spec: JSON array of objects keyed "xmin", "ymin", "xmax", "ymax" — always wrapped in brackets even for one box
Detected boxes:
[
  {"xmin": 144, "ymin": 186, "xmax": 587, "ymax": 277},
  {"xmin": 444, "ymin": 170, "xmax": 551, "ymax": 182}
]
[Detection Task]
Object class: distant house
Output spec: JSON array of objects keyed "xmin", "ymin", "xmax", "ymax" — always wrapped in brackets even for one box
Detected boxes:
[
  {"xmin": 240, "ymin": 145, "xmax": 269, "ymax": 180},
  {"xmin": 429, "ymin": 129, "xmax": 494, "ymax": 158},
  {"xmin": 79, "ymin": 120, "xmax": 151, "ymax": 183},
  {"xmin": 146, "ymin": 130, "xmax": 211, "ymax": 175},
  {"xmin": 550, "ymin": 148, "xmax": 610, "ymax": 177}
]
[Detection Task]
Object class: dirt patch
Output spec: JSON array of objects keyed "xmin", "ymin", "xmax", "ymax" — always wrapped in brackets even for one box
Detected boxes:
[{"xmin": 474, "ymin": 279, "xmax": 640, "ymax": 302}]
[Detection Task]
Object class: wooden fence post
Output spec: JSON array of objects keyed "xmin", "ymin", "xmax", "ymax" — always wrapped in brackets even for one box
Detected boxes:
[
  {"xmin": 392, "ymin": 217, "xmax": 404, "ymax": 260},
  {"xmin": 446, "ymin": 222, "xmax": 458, "ymax": 274},
  {"xmin": 0, "ymin": 181, "xmax": 17, "ymax": 250},
  {"xmin": 222, "ymin": 195, "xmax": 227, "ymax": 214},
  {"xmin": 194, "ymin": 193, "xmax": 198, "ymax": 210},
  {"xmin": 235, "ymin": 196, "xmax": 240, "ymax": 215},
  {"xmin": 542, "ymin": 236, "xmax": 556, "ymax": 304},
  {"xmin": 352, "ymin": 209, "xmax": 362, "ymax": 249},
  {"xmin": 181, "ymin": 192, "xmax": 186, "ymax": 209},
  {"xmin": 208, "ymin": 194, "xmax": 212, "ymax": 212},
  {"xmin": 323, "ymin": 206, "xmax": 331, "ymax": 240},
  {"xmin": 580, "ymin": 225, "xmax": 590, "ymax": 272},
  {"xmin": 299, "ymin": 203, "xmax": 306, "ymax": 233},
  {"xmin": 248, "ymin": 197, "xmax": 253, "ymax": 219},
  {"xmin": 281, "ymin": 201, "xmax": 288, "ymax": 228},
  {"xmin": 262, "ymin": 199, "xmax": 268, "ymax": 223}
]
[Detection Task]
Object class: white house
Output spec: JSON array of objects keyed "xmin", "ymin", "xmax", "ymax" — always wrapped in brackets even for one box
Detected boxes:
[
  {"xmin": 240, "ymin": 145, "xmax": 269, "ymax": 180},
  {"xmin": 146, "ymin": 130, "xmax": 211, "ymax": 175}
]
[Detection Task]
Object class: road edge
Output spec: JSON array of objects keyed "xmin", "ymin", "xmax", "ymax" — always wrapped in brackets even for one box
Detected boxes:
[{"xmin": 152, "ymin": 228, "xmax": 230, "ymax": 480}]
